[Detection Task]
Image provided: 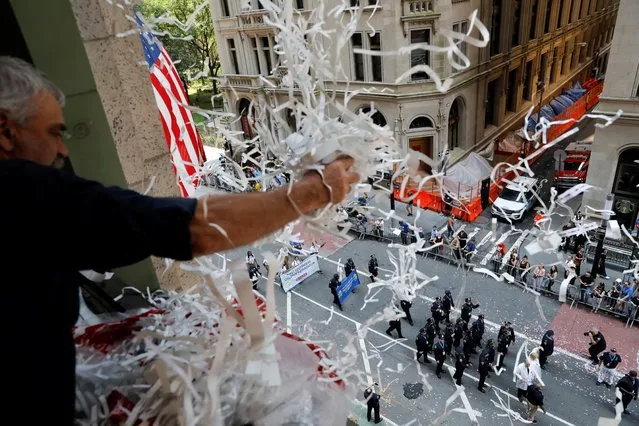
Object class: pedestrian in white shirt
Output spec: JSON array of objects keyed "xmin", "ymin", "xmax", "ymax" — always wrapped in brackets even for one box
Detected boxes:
[
  {"xmin": 515, "ymin": 359, "xmax": 534, "ymax": 402},
  {"xmin": 515, "ymin": 358, "xmax": 541, "ymax": 403}
]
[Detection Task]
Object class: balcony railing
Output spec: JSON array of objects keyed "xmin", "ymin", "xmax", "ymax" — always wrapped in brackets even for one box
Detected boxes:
[
  {"xmin": 225, "ymin": 74, "xmax": 281, "ymax": 88},
  {"xmin": 238, "ymin": 10, "xmax": 269, "ymax": 28},
  {"xmin": 406, "ymin": 0, "xmax": 434, "ymax": 14}
]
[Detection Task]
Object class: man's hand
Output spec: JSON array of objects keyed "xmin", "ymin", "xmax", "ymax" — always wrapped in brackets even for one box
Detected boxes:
[
  {"xmin": 190, "ymin": 156, "xmax": 360, "ymax": 256},
  {"xmin": 300, "ymin": 156, "xmax": 360, "ymax": 207}
]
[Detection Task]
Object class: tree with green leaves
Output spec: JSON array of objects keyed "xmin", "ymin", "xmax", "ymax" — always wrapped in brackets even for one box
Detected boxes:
[{"xmin": 136, "ymin": 0, "xmax": 220, "ymax": 95}]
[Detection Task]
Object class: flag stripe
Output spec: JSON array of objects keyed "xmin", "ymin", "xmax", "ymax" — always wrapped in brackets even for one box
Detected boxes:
[
  {"xmin": 155, "ymin": 52, "xmax": 202, "ymax": 174},
  {"xmin": 136, "ymin": 12, "xmax": 206, "ymax": 197}
]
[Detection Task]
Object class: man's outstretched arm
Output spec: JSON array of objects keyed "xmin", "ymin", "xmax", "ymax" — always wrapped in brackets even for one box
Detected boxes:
[{"xmin": 190, "ymin": 157, "xmax": 359, "ymax": 256}]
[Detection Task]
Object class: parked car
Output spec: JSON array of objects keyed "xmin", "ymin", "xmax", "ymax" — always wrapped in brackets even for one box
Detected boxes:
[{"xmin": 492, "ymin": 176, "xmax": 545, "ymax": 221}]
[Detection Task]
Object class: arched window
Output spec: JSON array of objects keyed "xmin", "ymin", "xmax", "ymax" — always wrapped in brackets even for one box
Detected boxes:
[
  {"xmin": 448, "ymin": 98, "xmax": 463, "ymax": 150},
  {"xmin": 360, "ymin": 106, "xmax": 387, "ymax": 127},
  {"xmin": 409, "ymin": 116, "xmax": 434, "ymax": 129}
]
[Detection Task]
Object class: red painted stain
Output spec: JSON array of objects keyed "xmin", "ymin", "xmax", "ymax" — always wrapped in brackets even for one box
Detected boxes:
[{"xmin": 550, "ymin": 304, "xmax": 639, "ymax": 373}]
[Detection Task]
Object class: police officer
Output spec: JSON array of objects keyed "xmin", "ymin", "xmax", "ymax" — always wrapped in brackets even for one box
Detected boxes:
[
  {"xmin": 433, "ymin": 334, "xmax": 447, "ymax": 379},
  {"xmin": 386, "ymin": 307, "xmax": 404, "ymax": 339},
  {"xmin": 498, "ymin": 321, "xmax": 516, "ymax": 357},
  {"xmin": 461, "ymin": 297, "xmax": 480, "ymax": 328},
  {"xmin": 444, "ymin": 324, "xmax": 454, "ymax": 358},
  {"xmin": 496, "ymin": 331, "xmax": 510, "ymax": 370},
  {"xmin": 368, "ymin": 254, "xmax": 379, "ymax": 282},
  {"xmin": 470, "ymin": 316, "xmax": 485, "ymax": 352},
  {"xmin": 478, "ymin": 339, "xmax": 496, "ymax": 393},
  {"xmin": 442, "ymin": 290, "xmax": 455, "ymax": 323},
  {"xmin": 453, "ymin": 318, "xmax": 466, "ymax": 354},
  {"xmin": 539, "ymin": 330, "xmax": 554, "ymax": 369},
  {"xmin": 416, "ymin": 327, "xmax": 430, "ymax": 363},
  {"xmin": 329, "ymin": 273, "xmax": 342, "ymax": 311},
  {"xmin": 453, "ymin": 349, "xmax": 466, "ymax": 386},
  {"xmin": 423, "ymin": 318, "xmax": 436, "ymax": 360},
  {"xmin": 431, "ymin": 297, "xmax": 445, "ymax": 329},
  {"xmin": 462, "ymin": 329, "xmax": 475, "ymax": 366},
  {"xmin": 400, "ymin": 298, "xmax": 414, "ymax": 326},
  {"xmin": 364, "ymin": 383, "xmax": 382, "ymax": 423}
]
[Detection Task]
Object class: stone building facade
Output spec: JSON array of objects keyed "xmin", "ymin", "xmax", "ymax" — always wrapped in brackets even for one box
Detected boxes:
[
  {"xmin": 583, "ymin": 0, "xmax": 639, "ymax": 230},
  {"xmin": 211, "ymin": 0, "xmax": 619, "ymax": 170}
]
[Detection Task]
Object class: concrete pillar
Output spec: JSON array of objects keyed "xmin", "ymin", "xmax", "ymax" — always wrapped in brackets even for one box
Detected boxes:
[{"xmin": 10, "ymin": 0, "xmax": 199, "ymax": 292}]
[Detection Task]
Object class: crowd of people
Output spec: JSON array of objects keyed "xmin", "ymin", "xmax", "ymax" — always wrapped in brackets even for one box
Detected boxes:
[{"xmin": 366, "ymin": 291, "xmax": 638, "ymax": 423}]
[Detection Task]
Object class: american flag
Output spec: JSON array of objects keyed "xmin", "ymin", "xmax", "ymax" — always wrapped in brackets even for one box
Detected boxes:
[{"xmin": 136, "ymin": 12, "xmax": 206, "ymax": 197}]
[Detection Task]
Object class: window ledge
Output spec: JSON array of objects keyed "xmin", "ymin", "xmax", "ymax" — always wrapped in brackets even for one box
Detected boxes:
[{"xmin": 344, "ymin": 5, "xmax": 383, "ymax": 13}]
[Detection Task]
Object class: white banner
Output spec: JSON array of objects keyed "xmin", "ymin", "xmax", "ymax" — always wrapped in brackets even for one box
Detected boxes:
[{"xmin": 281, "ymin": 254, "xmax": 320, "ymax": 292}]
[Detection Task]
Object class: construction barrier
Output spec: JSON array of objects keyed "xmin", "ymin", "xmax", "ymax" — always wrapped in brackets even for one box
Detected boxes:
[{"xmin": 393, "ymin": 79, "xmax": 604, "ymax": 222}]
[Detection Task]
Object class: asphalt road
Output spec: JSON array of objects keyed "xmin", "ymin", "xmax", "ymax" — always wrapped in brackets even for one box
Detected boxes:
[{"xmin": 218, "ymin": 118, "xmax": 638, "ymax": 425}]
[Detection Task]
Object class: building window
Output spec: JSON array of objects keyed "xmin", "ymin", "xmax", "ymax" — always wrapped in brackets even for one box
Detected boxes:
[
  {"xmin": 261, "ymin": 37, "xmax": 273, "ymax": 74},
  {"xmin": 453, "ymin": 21, "xmax": 469, "ymax": 57},
  {"xmin": 529, "ymin": 0, "xmax": 539, "ymax": 40},
  {"xmin": 580, "ymin": 0, "xmax": 589, "ymax": 19},
  {"xmin": 410, "ymin": 29, "xmax": 430, "ymax": 81},
  {"xmin": 550, "ymin": 49, "xmax": 558, "ymax": 83},
  {"xmin": 490, "ymin": 0, "xmax": 502, "ymax": 56},
  {"xmin": 544, "ymin": 0, "xmax": 553, "ymax": 33},
  {"xmin": 410, "ymin": 116, "xmax": 434, "ymax": 129},
  {"xmin": 485, "ymin": 79, "xmax": 499, "ymax": 127},
  {"xmin": 523, "ymin": 60, "xmax": 533, "ymax": 101},
  {"xmin": 636, "ymin": 75, "xmax": 639, "ymax": 97},
  {"xmin": 573, "ymin": 0, "xmax": 582, "ymax": 22},
  {"xmin": 221, "ymin": 0, "xmax": 230, "ymax": 17},
  {"xmin": 506, "ymin": 68, "xmax": 518, "ymax": 113},
  {"xmin": 351, "ymin": 31, "xmax": 383, "ymax": 82},
  {"xmin": 296, "ymin": 0, "xmax": 304, "ymax": 9},
  {"xmin": 448, "ymin": 98, "xmax": 463, "ymax": 150},
  {"xmin": 557, "ymin": 0, "xmax": 565, "ymax": 29},
  {"xmin": 560, "ymin": 49, "xmax": 567, "ymax": 75},
  {"xmin": 228, "ymin": 39, "xmax": 239, "ymax": 74},
  {"xmin": 351, "ymin": 33, "xmax": 365, "ymax": 81},
  {"xmin": 512, "ymin": 0, "xmax": 521, "ymax": 47},
  {"xmin": 370, "ymin": 32, "xmax": 382, "ymax": 82},
  {"xmin": 350, "ymin": 0, "xmax": 377, "ymax": 6},
  {"xmin": 360, "ymin": 106, "xmax": 387, "ymax": 127},
  {"xmin": 539, "ymin": 52, "xmax": 548, "ymax": 84},
  {"xmin": 568, "ymin": 0, "xmax": 575, "ymax": 23},
  {"xmin": 251, "ymin": 38, "xmax": 261, "ymax": 74}
]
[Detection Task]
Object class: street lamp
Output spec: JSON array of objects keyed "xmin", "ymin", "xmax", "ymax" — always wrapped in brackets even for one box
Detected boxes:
[{"xmin": 590, "ymin": 193, "xmax": 615, "ymax": 277}]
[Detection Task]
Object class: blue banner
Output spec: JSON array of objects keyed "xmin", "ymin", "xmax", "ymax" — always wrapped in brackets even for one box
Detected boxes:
[{"xmin": 337, "ymin": 272, "xmax": 360, "ymax": 303}]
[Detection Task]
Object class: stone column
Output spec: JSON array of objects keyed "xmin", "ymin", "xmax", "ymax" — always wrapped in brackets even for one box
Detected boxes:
[{"xmin": 69, "ymin": 0, "xmax": 199, "ymax": 291}]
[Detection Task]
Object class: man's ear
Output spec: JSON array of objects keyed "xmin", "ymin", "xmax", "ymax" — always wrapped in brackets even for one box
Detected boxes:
[{"xmin": 0, "ymin": 110, "xmax": 15, "ymax": 156}]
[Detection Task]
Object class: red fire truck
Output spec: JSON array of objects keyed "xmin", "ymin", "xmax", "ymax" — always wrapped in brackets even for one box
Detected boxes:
[{"xmin": 552, "ymin": 141, "xmax": 593, "ymax": 189}]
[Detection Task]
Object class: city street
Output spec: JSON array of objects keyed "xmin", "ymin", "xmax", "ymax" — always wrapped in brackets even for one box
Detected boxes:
[{"xmin": 225, "ymin": 117, "xmax": 638, "ymax": 425}]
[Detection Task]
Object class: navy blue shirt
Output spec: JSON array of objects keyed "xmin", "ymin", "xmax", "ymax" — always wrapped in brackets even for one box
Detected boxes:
[{"xmin": 0, "ymin": 160, "xmax": 197, "ymax": 423}]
